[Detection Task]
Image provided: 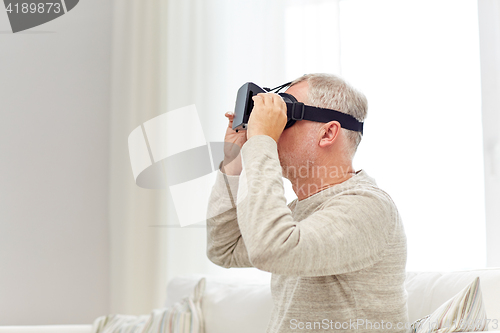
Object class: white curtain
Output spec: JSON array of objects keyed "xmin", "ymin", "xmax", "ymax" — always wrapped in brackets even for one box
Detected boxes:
[{"xmin": 109, "ymin": 0, "xmax": 169, "ymax": 315}]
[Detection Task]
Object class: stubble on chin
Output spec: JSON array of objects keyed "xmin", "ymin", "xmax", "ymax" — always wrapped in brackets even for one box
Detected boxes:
[
  {"xmin": 278, "ymin": 123, "xmax": 319, "ymax": 180},
  {"xmin": 279, "ymin": 148, "xmax": 314, "ymax": 182}
]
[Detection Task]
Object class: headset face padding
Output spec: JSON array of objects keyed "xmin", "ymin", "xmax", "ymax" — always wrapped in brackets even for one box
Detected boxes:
[{"xmin": 279, "ymin": 92, "xmax": 298, "ymax": 129}]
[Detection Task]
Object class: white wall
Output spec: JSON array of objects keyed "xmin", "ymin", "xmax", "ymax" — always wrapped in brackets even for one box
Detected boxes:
[{"xmin": 0, "ymin": 0, "xmax": 112, "ymax": 325}]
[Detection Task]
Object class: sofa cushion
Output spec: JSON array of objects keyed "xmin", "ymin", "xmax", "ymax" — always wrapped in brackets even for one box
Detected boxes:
[
  {"xmin": 411, "ymin": 277, "xmax": 487, "ymax": 332},
  {"xmin": 91, "ymin": 278, "xmax": 206, "ymax": 333},
  {"xmin": 405, "ymin": 268, "xmax": 500, "ymax": 329},
  {"xmin": 166, "ymin": 274, "xmax": 272, "ymax": 333}
]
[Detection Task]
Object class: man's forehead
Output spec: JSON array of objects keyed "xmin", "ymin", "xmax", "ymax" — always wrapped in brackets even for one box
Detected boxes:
[{"xmin": 285, "ymin": 81, "xmax": 308, "ymax": 103}]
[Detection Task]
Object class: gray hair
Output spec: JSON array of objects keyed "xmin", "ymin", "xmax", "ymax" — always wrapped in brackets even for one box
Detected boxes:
[{"xmin": 290, "ymin": 73, "xmax": 368, "ymax": 158}]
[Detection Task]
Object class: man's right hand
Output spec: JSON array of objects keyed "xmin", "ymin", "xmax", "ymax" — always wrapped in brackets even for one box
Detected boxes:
[{"xmin": 222, "ymin": 112, "xmax": 247, "ymax": 175}]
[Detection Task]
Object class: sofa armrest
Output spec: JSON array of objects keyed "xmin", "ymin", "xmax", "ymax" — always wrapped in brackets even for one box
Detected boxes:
[{"xmin": 0, "ymin": 325, "xmax": 92, "ymax": 333}]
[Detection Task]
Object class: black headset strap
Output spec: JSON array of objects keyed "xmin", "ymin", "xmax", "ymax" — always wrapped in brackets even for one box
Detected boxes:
[
  {"xmin": 261, "ymin": 82, "xmax": 363, "ymax": 134},
  {"xmin": 285, "ymin": 102, "xmax": 364, "ymax": 134},
  {"xmin": 264, "ymin": 81, "xmax": 293, "ymax": 93}
]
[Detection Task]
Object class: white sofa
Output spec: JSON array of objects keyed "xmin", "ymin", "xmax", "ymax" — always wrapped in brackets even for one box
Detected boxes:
[{"xmin": 2, "ymin": 268, "xmax": 500, "ymax": 333}]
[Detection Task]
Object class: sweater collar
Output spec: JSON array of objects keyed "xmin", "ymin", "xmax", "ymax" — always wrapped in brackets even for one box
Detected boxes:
[{"xmin": 290, "ymin": 169, "xmax": 376, "ymax": 213}]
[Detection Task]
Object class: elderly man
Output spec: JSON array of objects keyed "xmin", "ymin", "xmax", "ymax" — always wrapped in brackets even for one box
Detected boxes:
[{"xmin": 206, "ymin": 73, "xmax": 409, "ymax": 333}]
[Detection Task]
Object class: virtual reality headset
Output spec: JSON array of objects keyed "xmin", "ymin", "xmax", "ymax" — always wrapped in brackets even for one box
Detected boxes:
[{"xmin": 232, "ymin": 81, "xmax": 364, "ymax": 134}]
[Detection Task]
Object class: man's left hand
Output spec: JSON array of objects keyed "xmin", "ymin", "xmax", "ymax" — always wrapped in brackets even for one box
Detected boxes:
[{"xmin": 247, "ymin": 93, "xmax": 288, "ymax": 143}]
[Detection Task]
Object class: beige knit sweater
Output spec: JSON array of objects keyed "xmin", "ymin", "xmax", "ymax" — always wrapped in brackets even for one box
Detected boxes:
[{"xmin": 206, "ymin": 135, "xmax": 409, "ymax": 333}]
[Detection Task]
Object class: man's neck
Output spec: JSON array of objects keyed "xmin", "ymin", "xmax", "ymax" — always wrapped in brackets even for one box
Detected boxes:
[{"xmin": 287, "ymin": 162, "xmax": 356, "ymax": 201}]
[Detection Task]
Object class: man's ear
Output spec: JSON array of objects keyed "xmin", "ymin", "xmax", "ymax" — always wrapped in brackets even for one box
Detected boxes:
[{"xmin": 318, "ymin": 121, "xmax": 341, "ymax": 148}]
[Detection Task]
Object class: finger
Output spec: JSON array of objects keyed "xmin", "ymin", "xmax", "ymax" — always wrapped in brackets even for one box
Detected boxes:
[
  {"xmin": 226, "ymin": 115, "xmax": 234, "ymax": 127},
  {"xmin": 263, "ymin": 93, "xmax": 275, "ymax": 105},
  {"xmin": 252, "ymin": 94, "xmax": 264, "ymax": 106},
  {"xmin": 272, "ymin": 93, "xmax": 286, "ymax": 112},
  {"xmin": 254, "ymin": 93, "xmax": 270, "ymax": 106},
  {"xmin": 273, "ymin": 94, "xmax": 286, "ymax": 112}
]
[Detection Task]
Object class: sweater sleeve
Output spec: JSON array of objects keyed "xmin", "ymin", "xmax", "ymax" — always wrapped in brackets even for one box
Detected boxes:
[
  {"xmin": 206, "ymin": 168, "xmax": 253, "ymax": 268},
  {"xmin": 237, "ymin": 135, "xmax": 398, "ymax": 277}
]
